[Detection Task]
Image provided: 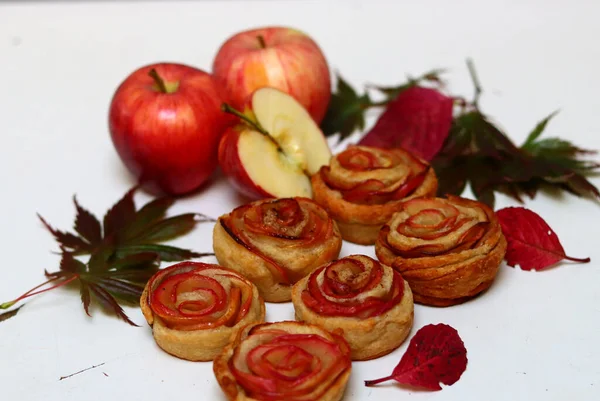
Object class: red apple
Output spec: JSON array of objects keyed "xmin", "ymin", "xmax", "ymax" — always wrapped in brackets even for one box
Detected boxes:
[
  {"xmin": 218, "ymin": 87, "xmax": 332, "ymax": 199},
  {"xmin": 212, "ymin": 26, "xmax": 331, "ymax": 124},
  {"xmin": 108, "ymin": 62, "xmax": 231, "ymax": 195}
]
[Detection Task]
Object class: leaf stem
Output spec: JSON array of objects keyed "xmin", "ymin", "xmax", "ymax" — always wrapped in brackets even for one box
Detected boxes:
[
  {"xmin": 148, "ymin": 68, "xmax": 168, "ymax": 93},
  {"xmin": 466, "ymin": 58, "xmax": 482, "ymax": 108},
  {"xmin": 563, "ymin": 255, "xmax": 591, "ymax": 263},
  {"xmin": 257, "ymin": 35, "xmax": 267, "ymax": 49},
  {"xmin": 364, "ymin": 376, "xmax": 393, "ymax": 387},
  {"xmin": 0, "ymin": 275, "xmax": 79, "ymax": 309}
]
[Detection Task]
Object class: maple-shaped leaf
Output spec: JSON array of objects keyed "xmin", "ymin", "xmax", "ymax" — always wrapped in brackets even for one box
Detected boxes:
[
  {"xmin": 0, "ymin": 305, "xmax": 23, "ymax": 324},
  {"xmin": 38, "ymin": 187, "xmax": 213, "ymax": 261},
  {"xmin": 321, "ymin": 69, "xmax": 447, "ymax": 141},
  {"xmin": 320, "ymin": 74, "xmax": 373, "ymax": 140},
  {"xmin": 365, "ymin": 323, "xmax": 468, "ymax": 390},
  {"xmin": 496, "ymin": 207, "xmax": 591, "ymax": 270},
  {"xmin": 369, "ymin": 68, "xmax": 446, "ymax": 102},
  {"xmin": 2, "ymin": 187, "xmax": 216, "ymax": 325},
  {"xmin": 358, "ymin": 86, "xmax": 454, "ymax": 161}
]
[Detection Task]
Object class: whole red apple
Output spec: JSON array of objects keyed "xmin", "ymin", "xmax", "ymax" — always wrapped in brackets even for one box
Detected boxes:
[
  {"xmin": 212, "ymin": 26, "xmax": 331, "ymax": 124},
  {"xmin": 108, "ymin": 62, "xmax": 230, "ymax": 195}
]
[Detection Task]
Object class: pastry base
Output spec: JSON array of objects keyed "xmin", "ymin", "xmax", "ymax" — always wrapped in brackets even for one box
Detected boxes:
[
  {"xmin": 213, "ymin": 321, "xmax": 351, "ymax": 401},
  {"xmin": 291, "ymin": 276, "xmax": 414, "ymax": 361}
]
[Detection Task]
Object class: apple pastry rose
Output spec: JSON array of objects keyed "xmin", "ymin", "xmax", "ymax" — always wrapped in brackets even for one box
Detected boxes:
[
  {"xmin": 311, "ymin": 145, "xmax": 438, "ymax": 245},
  {"xmin": 140, "ymin": 261, "xmax": 265, "ymax": 361},
  {"xmin": 375, "ymin": 195, "xmax": 507, "ymax": 306},
  {"xmin": 213, "ymin": 321, "xmax": 352, "ymax": 401},
  {"xmin": 213, "ymin": 197, "xmax": 342, "ymax": 303},
  {"xmin": 291, "ymin": 254, "xmax": 413, "ymax": 361}
]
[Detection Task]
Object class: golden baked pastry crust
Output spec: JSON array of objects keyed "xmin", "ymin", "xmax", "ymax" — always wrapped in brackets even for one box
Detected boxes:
[
  {"xmin": 213, "ymin": 197, "xmax": 342, "ymax": 303},
  {"xmin": 140, "ymin": 261, "xmax": 265, "ymax": 362},
  {"xmin": 311, "ymin": 145, "xmax": 438, "ymax": 245},
  {"xmin": 213, "ymin": 321, "xmax": 352, "ymax": 401},
  {"xmin": 291, "ymin": 254, "xmax": 414, "ymax": 360},
  {"xmin": 375, "ymin": 195, "xmax": 507, "ymax": 306}
]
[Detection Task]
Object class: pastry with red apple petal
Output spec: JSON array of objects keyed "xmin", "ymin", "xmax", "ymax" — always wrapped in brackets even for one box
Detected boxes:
[
  {"xmin": 213, "ymin": 320, "xmax": 352, "ymax": 401},
  {"xmin": 291, "ymin": 254, "xmax": 413, "ymax": 361},
  {"xmin": 375, "ymin": 195, "xmax": 507, "ymax": 307},
  {"xmin": 213, "ymin": 197, "xmax": 342, "ymax": 303},
  {"xmin": 140, "ymin": 261, "xmax": 265, "ymax": 361},
  {"xmin": 311, "ymin": 145, "xmax": 438, "ymax": 245}
]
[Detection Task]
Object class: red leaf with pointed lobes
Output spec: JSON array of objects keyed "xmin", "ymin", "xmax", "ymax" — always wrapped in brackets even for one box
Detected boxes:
[
  {"xmin": 496, "ymin": 206, "xmax": 591, "ymax": 270},
  {"xmin": 365, "ymin": 323, "xmax": 467, "ymax": 390},
  {"xmin": 358, "ymin": 87, "xmax": 454, "ymax": 161}
]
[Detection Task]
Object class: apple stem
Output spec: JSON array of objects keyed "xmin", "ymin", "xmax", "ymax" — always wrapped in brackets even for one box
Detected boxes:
[
  {"xmin": 221, "ymin": 103, "xmax": 285, "ymax": 153},
  {"xmin": 257, "ymin": 35, "xmax": 267, "ymax": 49},
  {"xmin": 221, "ymin": 103, "xmax": 268, "ymax": 135},
  {"xmin": 148, "ymin": 68, "xmax": 168, "ymax": 93}
]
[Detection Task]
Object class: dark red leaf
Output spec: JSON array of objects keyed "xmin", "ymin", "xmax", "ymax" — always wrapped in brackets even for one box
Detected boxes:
[
  {"xmin": 88, "ymin": 283, "xmax": 139, "ymax": 326},
  {"xmin": 73, "ymin": 195, "xmax": 102, "ymax": 246},
  {"xmin": 365, "ymin": 323, "xmax": 468, "ymax": 390},
  {"xmin": 103, "ymin": 187, "xmax": 137, "ymax": 237},
  {"xmin": 358, "ymin": 87, "xmax": 454, "ymax": 161},
  {"xmin": 496, "ymin": 207, "xmax": 591, "ymax": 270},
  {"xmin": 59, "ymin": 252, "xmax": 86, "ymax": 273},
  {"xmin": 38, "ymin": 214, "xmax": 91, "ymax": 252},
  {"xmin": 80, "ymin": 281, "xmax": 91, "ymax": 317},
  {"xmin": 0, "ymin": 305, "xmax": 23, "ymax": 323}
]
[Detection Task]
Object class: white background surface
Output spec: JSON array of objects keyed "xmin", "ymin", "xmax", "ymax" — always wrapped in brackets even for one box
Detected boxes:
[{"xmin": 1, "ymin": 0, "xmax": 599, "ymax": 400}]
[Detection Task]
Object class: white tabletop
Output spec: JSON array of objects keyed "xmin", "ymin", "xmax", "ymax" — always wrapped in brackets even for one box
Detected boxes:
[{"xmin": 1, "ymin": 0, "xmax": 599, "ymax": 400}]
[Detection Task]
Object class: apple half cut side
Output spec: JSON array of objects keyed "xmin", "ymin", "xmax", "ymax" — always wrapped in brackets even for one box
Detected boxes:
[{"xmin": 218, "ymin": 87, "xmax": 332, "ymax": 199}]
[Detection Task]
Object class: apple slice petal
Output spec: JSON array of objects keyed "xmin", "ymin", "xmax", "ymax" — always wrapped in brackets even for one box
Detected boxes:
[
  {"xmin": 237, "ymin": 129, "xmax": 313, "ymax": 198},
  {"xmin": 251, "ymin": 87, "xmax": 332, "ymax": 175}
]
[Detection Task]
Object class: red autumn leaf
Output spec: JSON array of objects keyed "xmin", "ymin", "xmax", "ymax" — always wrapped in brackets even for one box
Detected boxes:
[
  {"xmin": 364, "ymin": 323, "xmax": 468, "ymax": 391},
  {"xmin": 496, "ymin": 206, "xmax": 591, "ymax": 270},
  {"xmin": 358, "ymin": 86, "xmax": 454, "ymax": 161}
]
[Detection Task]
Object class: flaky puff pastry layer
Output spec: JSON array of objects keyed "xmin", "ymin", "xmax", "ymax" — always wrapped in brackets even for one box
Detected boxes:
[
  {"xmin": 213, "ymin": 321, "xmax": 352, "ymax": 401},
  {"xmin": 213, "ymin": 197, "xmax": 342, "ymax": 303},
  {"xmin": 375, "ymin": 195, "xmax": 507, "ymax": 306},
  {"xmin": 311, "ymin": 145, "xmax": 438, "ymax": 245},
  {"xmin": 140, "ymin": 262, "xmax": 265, "ymax": 362},
  {"xmin": 291, "ymin": 254, "xmax": 414, "ymax": 360}
]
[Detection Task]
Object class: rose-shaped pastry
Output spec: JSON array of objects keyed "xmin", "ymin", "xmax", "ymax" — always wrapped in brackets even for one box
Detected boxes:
[
  {"xmin": 311, "ymin": 145, "xmax": 438, "ymax": 245},
  {"xmin": 375, "ymin": 195, "xmax": 507, "ymax": 306},
  {"xmin": 291, "ymin": 254, "xmax": 413, "ymax": 360},
  {"xmin": 213, "ymin": 321, "xmax": 352, "ymax": 401},
  {"xmin": 213, "ymin": 197, "xmax": 342, "ymax": 303},
  {"xmin": 140, "ymin": 261, "xmax": 265, "ymax": 361}
]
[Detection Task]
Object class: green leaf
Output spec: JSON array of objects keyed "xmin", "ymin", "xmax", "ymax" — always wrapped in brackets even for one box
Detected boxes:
[
  {"xmin": 72, "ymin": 195, "xmax": 102, "ymax": 246},
  {"xmin": 320, "ymin": 74, "xmax": 371, "ymax": 139},
  {"xmin": 522, "ymin": 110, "xmax": 559, "ymax": 147},
  {"xmin": 115, "ymin": 244, "xmax": 213, "ymax": 262},
  {"xmin": 124, "ymin": 213, "xmax": 212, "ymax": 244},
  {"xmin": 108, "ymin": 252, "xmax": 161, "ymax": 271}
]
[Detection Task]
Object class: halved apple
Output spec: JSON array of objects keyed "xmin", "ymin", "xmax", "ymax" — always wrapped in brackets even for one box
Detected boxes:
[{"xmin": 218, "ymin": 87, "xmax": 332, "ymax": 199}]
